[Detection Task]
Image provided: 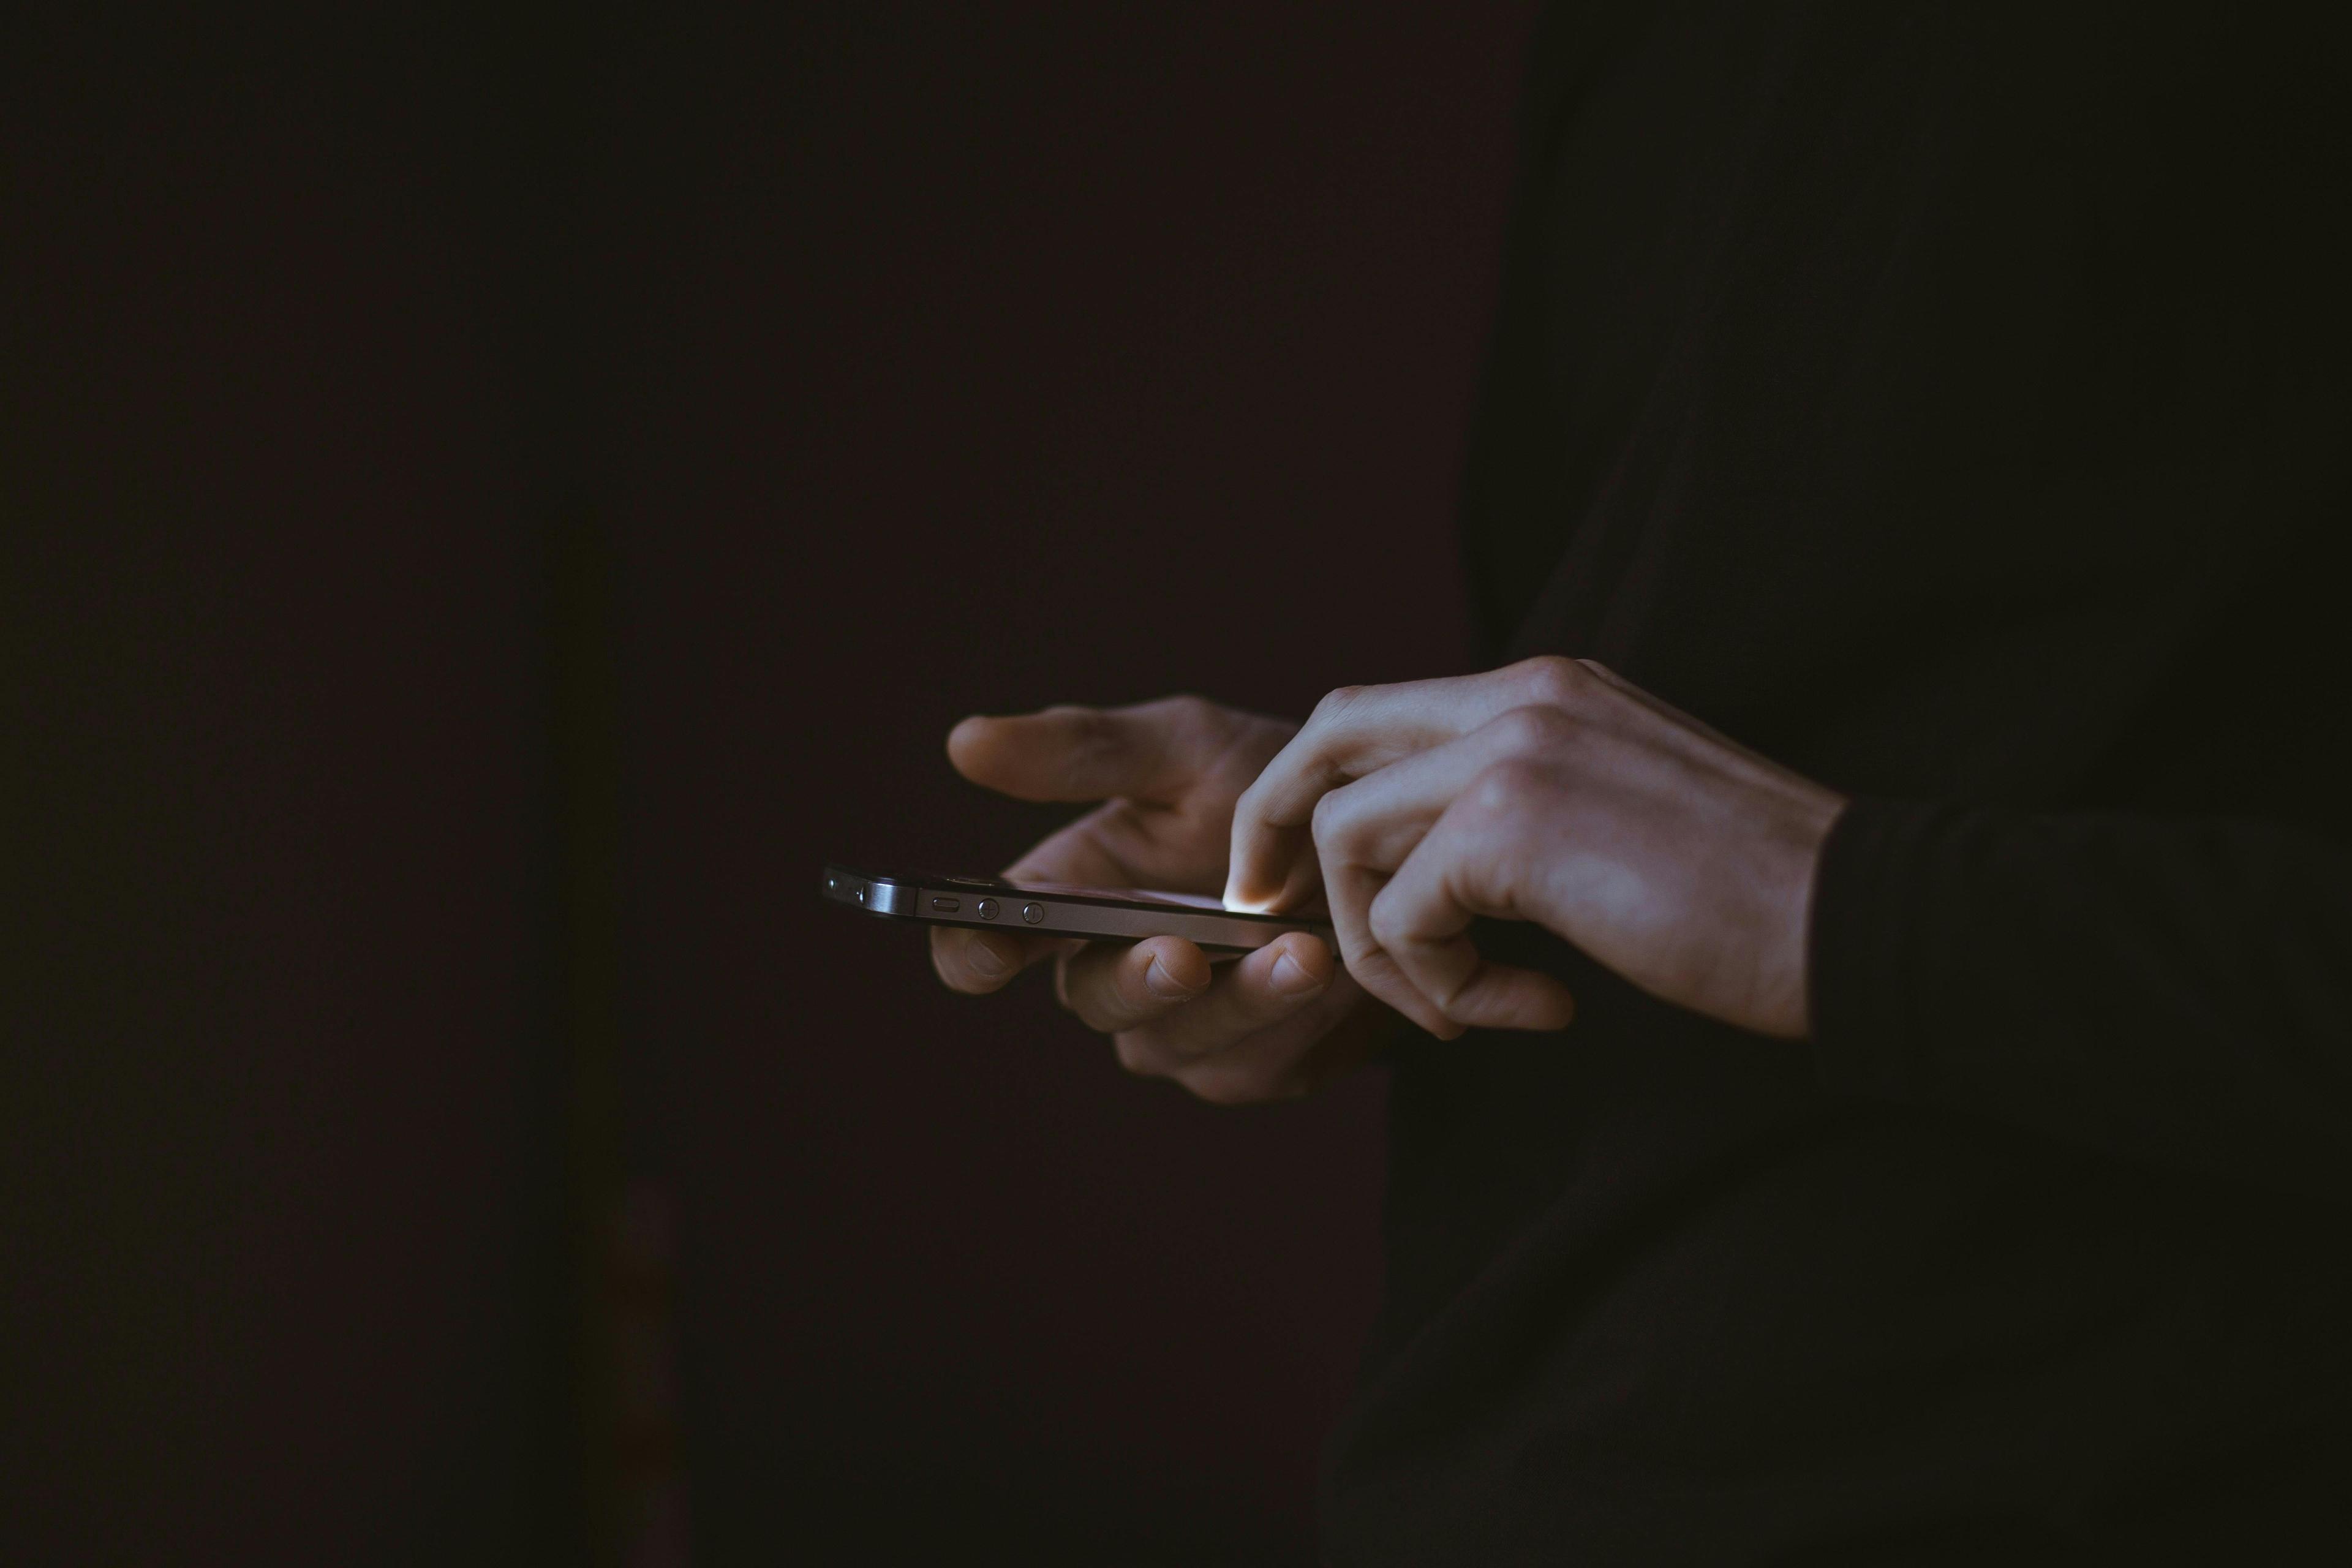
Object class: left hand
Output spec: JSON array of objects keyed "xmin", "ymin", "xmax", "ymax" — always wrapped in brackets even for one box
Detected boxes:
[{"xmin": 1223, "ymin": 657, "xmax": 1849, "ymax": 1041}]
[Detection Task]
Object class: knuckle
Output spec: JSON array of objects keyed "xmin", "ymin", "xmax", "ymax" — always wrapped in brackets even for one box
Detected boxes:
[
  {"xmin": 1467, "ymin": 757, "xmax": 1548, "ymax": 821},
  {"xmin": 1366, "ymin": 897, "xmax": 1408, "ymax": 954},
  {"xmin": 1158, "ymin": 692, "xmax": 1218, "ymax": 730},
  {"xmin": 1311, "ymin": 684, "xmax": 1367, "ymax": 725},
  {"xmin": 1045, "ymin": 703, "xmax": 1116, "ymax": 764},
  {"xmin": 1493, "ymin": 702, "xmax": 1574, "ymax": 753},
  {"xmin": 1514, "ymin": 654, "xmax": 1591, "ymax": 710},
  {"xmin": 1309, "ymin": 786, "xmax": 1355, "ymax": 857},
  {"xmin": 1336, "ymin": 927, "xmax": 1385, "ymax": 976},
  {"xmin": 1113, "ymin": 1033, "xmax": 1164, "ymax": 1077},
  {"xmin": 1153, "ymin": 1025, "xmax": 1222, "ymax": 1063},
  {"xmin": 1430, "ymin": 972, "xmax": 1474, "ymax": 1017},
  {"xmin": 934, "ymin": 935, "xmax": 990, "ymax": 993},
  {"xmin": 1185, "ymin": 1067, "xmax": 1279, "ymax": 1106}
]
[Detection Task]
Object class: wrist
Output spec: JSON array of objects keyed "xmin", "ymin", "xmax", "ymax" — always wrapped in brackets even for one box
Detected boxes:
[{"xmin": 1762, "ymin": 791, "xmax": 1850, "ymax": 1040}]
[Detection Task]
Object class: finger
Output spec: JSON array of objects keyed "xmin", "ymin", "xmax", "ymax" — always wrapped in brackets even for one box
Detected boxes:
[
  {"xmin": 1114, "ymin": 930, "xmax": 1338, "ymax": 1070},
  {"xmin": 1224, "ymin": 657, "xmax": 1603, "ymax": 911},
  {"xmin": 929, "ymin": 799, "xmax": 1153, "ymax": 996},
  {"xmin": 1318, "ymin": 854, "xmax": 1487, "ymax": 1041},
  {"xmin": 948, "ymin": 695, "xmax": 1227, "ymax": 807},
  {"xmin": 1168, "ymin": 967, "xmax": 1387, "ymax": 1104},
  {"xmin": 1366, "ymin": 807, "xmax": 1575, "ymax": 1033},
  {"xmin": 1331, "ymin": 881, "xmax": 1466, "ymax": 1041},
  {"xmin": 1055, "ymin": 935, "xmax": 1212, "ymax": 1033},
  {"xmin": 1319, "ymin": 854, "xmax": 1391, "ymax": 1011},
  {"xmin": 1310, "ymin": 707, "xmax": 1579, "ymax": 1019},
  {"xmin": 1308, "ymin": 788, "xmax": 1434, "ymax": 1036},
  {"xmin": 931, "ymin": 924, "xmax": 1073, "ymax": 994},
  {"xmin": 1312, "ymin": 705, "xmax": 1580, "ymax": 878}
]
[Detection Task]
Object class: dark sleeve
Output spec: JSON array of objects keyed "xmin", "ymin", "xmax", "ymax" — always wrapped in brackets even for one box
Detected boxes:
[{"xmin": 1809, "ymin": 797, "xmax": 2352, "ymax": 1200}]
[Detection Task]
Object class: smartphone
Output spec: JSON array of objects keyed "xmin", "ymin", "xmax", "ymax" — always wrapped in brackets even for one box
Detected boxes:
[{"xmin": 821, "ymin": 864, "xmax": 1333, "ymax": 953}]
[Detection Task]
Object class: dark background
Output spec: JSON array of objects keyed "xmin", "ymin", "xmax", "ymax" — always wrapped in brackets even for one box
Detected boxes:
[{"xmin": 5, "ymin": 4, "xmax": 1534, "ymax": 1562}]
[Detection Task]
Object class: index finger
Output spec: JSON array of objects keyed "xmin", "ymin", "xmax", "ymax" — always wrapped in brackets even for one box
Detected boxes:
[
  {"xmin": 947, "ymin": 695, "xmax": 1224, "ymax": 807},
  {"xmin": 931, "ymin": 923, "xmax": 1076, "ymax": 995}
]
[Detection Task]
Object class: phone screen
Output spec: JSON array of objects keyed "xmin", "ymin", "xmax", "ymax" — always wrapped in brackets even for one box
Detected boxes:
[{"xmin": 929, "ymin": 873, "xmax": 1229, "ymax": 913}]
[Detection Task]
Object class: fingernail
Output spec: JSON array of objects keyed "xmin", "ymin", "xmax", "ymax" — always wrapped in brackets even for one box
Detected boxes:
[
  {"xmin": 1269, "ymin": 952, "xmax": 1327, "ymax": 997},
  {"xmin": 967, "ymin": 940, "xmax": 1009, "ymax": 979},
  {"xmin": 1145, "ymin": 958, "xmax": 1199, "ymax": 1000}
]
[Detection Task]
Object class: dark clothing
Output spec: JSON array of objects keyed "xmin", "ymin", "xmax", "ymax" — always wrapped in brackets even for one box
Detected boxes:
[{"xmin": 1322, "ymin": 4, "xmax": 2352, "ymax": 1561}]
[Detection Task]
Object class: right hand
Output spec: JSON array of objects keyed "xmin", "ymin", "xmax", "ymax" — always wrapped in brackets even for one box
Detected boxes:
[{"xmin": 931, "ymin": 695, "xmax": 1390, "ymax": 1103}]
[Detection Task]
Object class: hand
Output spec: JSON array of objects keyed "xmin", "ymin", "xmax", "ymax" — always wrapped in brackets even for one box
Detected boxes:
[
  {"xmin": 1224, "ymin": 657, "xmax": 1848, "ymax": 1041},
  {"xmin": 932, "ymin": 695, "xmax": 1390, "ymax": 1102}
]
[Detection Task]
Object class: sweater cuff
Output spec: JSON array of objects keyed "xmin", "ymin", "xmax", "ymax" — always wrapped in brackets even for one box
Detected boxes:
[{"xmin": 1807, "ymin": 796, "xmax": 1965, "ymax": 1104}]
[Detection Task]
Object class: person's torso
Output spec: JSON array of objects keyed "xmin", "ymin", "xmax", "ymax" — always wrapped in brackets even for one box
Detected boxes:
[{"xmin": 1324, "ymin": 4, "xmax": 2352, "ymax": 1561}]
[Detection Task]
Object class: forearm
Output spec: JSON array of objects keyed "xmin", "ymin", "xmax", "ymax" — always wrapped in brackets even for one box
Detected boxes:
[{"xmin": 1811, "ymin": 797, "xmax": 2352, "ymax": 1199}]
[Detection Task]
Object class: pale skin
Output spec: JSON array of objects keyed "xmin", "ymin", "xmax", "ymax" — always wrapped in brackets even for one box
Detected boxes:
[{"xmin": 932, "ymin": 657, "xmax": 1850, "ymax": 1103}]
